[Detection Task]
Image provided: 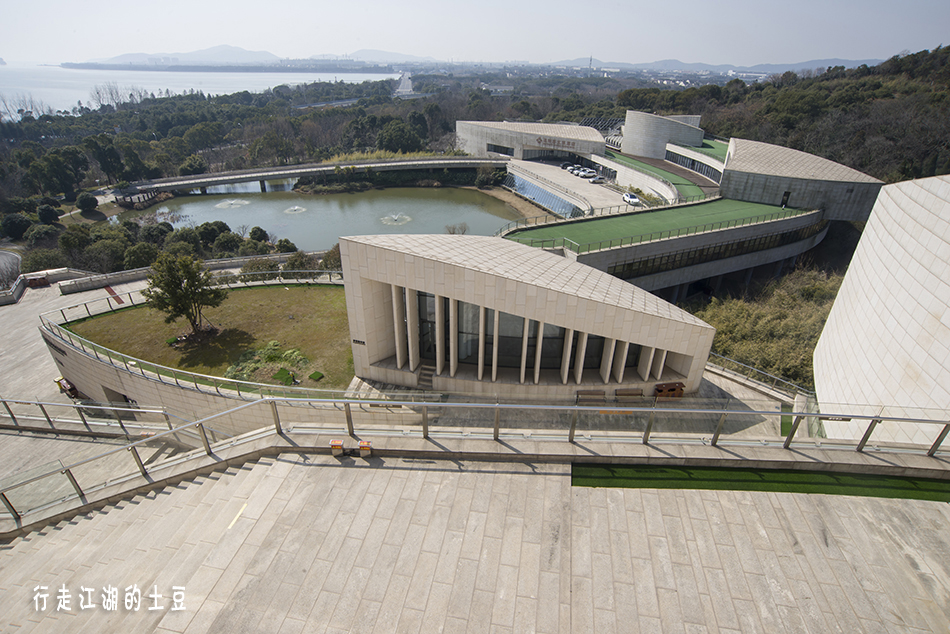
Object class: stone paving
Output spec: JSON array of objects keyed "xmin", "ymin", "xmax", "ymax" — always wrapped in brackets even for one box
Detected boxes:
[{"xmin": 3, "ymin": 454, "xmax": 950, "ymax": 633}]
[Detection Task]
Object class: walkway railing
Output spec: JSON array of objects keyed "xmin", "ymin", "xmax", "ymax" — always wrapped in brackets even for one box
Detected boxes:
[
  {"xmin": 506, "ymin": 163, "xmax": 592, "ymax": 213},
  {"xmin": 4, "ymin": 394, "xmax": 950, "ymax": 523},
  {"xmin": 505, "ymin": 206, "xmax": 817, "ymax": 255},
  {"xmin": 707, "ymin": 352, "xmax": 816, "ymax": 398}
]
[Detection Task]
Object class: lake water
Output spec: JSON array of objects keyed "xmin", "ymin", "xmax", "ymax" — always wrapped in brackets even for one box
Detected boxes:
[
  {"xmin": 0, "ymin": 63, "xmax": 397, "ymax": 115},
  {"xmin": 118, "ymin": 186, "xmax": 520, "ymax": 251}
]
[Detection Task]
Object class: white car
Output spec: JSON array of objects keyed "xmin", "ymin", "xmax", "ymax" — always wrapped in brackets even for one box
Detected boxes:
[{"xmin": 622, "ymin": 192, "xmax": 641, "ymax": 206}]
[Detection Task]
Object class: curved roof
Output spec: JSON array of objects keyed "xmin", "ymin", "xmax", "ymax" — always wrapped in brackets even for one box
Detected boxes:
[
  {"xmin": 460, "ymin": 121, "xmax": 605, "ymax": 143},
  {"xmin": 725, "ymin": 138, "xmax": 881, "ymax": 183},
  {"xmin": 342, "ymin": 234, "xmax": 710, "ymax": 329}
]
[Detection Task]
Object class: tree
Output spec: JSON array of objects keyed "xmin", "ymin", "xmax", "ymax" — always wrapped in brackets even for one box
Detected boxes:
[
  {"xmin": 123, "ymin": 242, "xmax": 159, "ymax": 269},
  {"xmin": 142, "ymin": 253, "xmax": 228, "ymax": 335},
  {"xmin": 376, "ymin": 120, "xmax": 423, "ymax": 154},
  {"xmin": 76, "ymin": 192, "xmax": 98, "ymax": 213},
  {"xmin": 37, "ymin": 204, "xmax": 60, "ymax": 224},
  {"xmin": 319, "ymin": 243, "xmax": 342, "ymax": 271},
  {"xmin": 179, "ymin": 154, "xmax": 208, "ymax": 176},
  {"xmin": 21, "ymin": 248, "xmax": 67, "ymax": 273},
  {"xmin": 275, "ymin": 238, "xmax": 297, "ymax": 253},
  {"xmin": 249, "ymin": 226, "xmax": 268, "ymax": 243},
  {"xmin": 212, "ymin": 231, "xmax": 243, "ymax": 255},
  {"xmin": 1, "ymin": 213, "xmax": 34, "ymax": 240}
]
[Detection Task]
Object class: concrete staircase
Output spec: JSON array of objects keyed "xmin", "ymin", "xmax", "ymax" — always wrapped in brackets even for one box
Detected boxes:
[
  {"xmin": 0, "ymin": 455, "xmax": 290, "ymax": 633},
  {"xmin": 417, "ymin": 363, "xmax": 436, "ymax": 391}
]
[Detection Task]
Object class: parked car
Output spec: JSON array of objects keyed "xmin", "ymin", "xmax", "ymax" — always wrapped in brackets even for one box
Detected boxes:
[
  {"xmin": 622, "ymin": 192, "xmax": 641, "ymax": 206},
  {"xmin": 560, "ymin": 162, "xmax": 572, "ymax": 169},
  {"xmin": 589, "ymin": 176, "xmax": 604, "ymax": 184}
]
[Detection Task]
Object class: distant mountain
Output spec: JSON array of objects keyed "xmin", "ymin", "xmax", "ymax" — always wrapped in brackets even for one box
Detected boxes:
[
  {"xmin": 90, "ymin": 45, "xmax": 281, "ymax": 66},
  {"xmin": 347, "ymin": 50, "xmax": 439, "ymax": 64},
  {"xmin": 552, "ymin": 57, "xmax": 885, "ymax": 74}
]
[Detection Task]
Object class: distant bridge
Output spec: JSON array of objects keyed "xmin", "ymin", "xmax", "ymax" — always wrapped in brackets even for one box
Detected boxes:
[{"xmin": 131, "ymin": 157, "xmax": 509, "ymax": 194}]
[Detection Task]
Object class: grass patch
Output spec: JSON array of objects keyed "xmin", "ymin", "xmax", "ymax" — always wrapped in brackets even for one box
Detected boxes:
[
  {"xmin": 68, "ymin": 285, "xmax": 353, "ymax": 390},
  {"xmin": 781, "ymin": 403, "xmax": 793, "ymax": 435},
  {"xmin": 507, "ymin": 198, "xmax": 795, "ymax": 249},
  {"xmin": 572, "ymin": 464, "xmax": 950, "ymax": 502}
]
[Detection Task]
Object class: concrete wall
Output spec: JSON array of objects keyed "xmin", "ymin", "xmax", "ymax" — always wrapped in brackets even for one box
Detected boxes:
[
  {"xmin": 590, "ymin": 156, "xmax": 679, "ymax": 202},
  {"xmin": 456, "ymin": 122, "xmax": 605, "ymax": 160},
  {"xmin": 719, "ymin": 170, "xmax": 881, "ymax": 222},
  {"xmin": 814, "ymin": 175, "xmax": 950, "ymax": 443},
  {"xmin": 342, "ymin": 235, "xmax": 715, "ymax": 398},
  {"xmin": 579, "ymin": 212, "xmax": 825, "ymax": 290},
  {"xmin": 620, "ymin": 111, "xmax": 704, "ymax": 159}
]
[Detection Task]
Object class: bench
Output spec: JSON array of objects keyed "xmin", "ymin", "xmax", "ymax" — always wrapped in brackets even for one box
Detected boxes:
[
  {"xmin": 614, "ymin": 388, "xmax": 644, "ymax": 403},
  {"xmin": 575, "ymin": 390, "xmax": 606, "ymax": 404}
]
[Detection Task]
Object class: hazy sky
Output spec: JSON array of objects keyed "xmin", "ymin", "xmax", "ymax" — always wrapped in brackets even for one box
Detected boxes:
[{"xmin": 3, "ymin": 0, "xmax": 947, "ymax": 67}]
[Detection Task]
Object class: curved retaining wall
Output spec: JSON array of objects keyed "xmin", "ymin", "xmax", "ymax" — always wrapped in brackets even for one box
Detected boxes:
[{"xmin": 620, "ymin": 111, "xmax": 704, "ymax": 160}]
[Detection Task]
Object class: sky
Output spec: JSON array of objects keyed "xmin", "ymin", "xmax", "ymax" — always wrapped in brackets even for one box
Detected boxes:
[{"xmin": 2, "ymin": 0, "xmax": 947, "ymax": 67}]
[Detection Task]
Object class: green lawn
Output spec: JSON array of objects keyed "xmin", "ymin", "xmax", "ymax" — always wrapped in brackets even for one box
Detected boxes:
[
  {"xmin": 572, "ymin": 464, "xmax": 950, "ymax": 502},
  {"xmin": 605, "ymin": 150, "xmax": 705, "ymax": 197},
  {"xmin": 507, "ymin": 198, "xmax": 797, "ymax": 251},
  {"xmin": 67, "ymin": 285, "xmax": 354, "ymax": 390}
]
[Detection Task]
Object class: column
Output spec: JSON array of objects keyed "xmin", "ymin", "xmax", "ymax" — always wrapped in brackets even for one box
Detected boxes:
[
  {"xmin": 449, "ymin": 299, "xmax": 458, "ymax": 378},
  {"xmin": 533, "ymin": 321, "xmax": 544, "ymax": 384},
  {"xmin": 435, "ymin": 295, "xmax": 445, "ymax": 376},
  {"xmin": 520, "ymin": 318, "xmax": 530, "ymax": 384},
  {"xmin": 600, "ymin": 338, "xmax": 616, "ymax": 384},
  {"xmin": 477, "ymin": 306, "xmax": 486, "ymax": 381},
  {"xmin": 612, "ymin": 341, "xmax": 629, "ymax": 383},
  {"xmin": 491, "ymin": 310, "xmax": 500, "ymax": 382},
  {"xmin": 259, "ymin": 180, "xmax": 267, "ymax": 193},
  {"xmin": 560, "ymin": 328, "xmax": 575, "ymax": 385},
  {"xmin": 638, "ymin": 346, "xmax": 655, "ymax": 382},
  {"xmin": 391, "ymin": 285, "xmax": 407, "ymax": 369},
  {"xmin": 406, "ymin": 289, "xmax": 420, "ymax": 372},
  {"xmin": 573, "ymin": 332, "xmax": 589, "ymax": 384},
  {"xmin": 651, "ymin": 349, "xmax": 667, "ymax": 380}
]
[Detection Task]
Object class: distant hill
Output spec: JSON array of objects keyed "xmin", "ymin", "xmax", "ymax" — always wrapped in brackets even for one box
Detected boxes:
[
  {"xmin": 552, "ymin": 57, "xmax": 885, "ymax": 74},
  {"xmin": 90, "ymin": 45, "xmax": 281, "ymax": 66}
]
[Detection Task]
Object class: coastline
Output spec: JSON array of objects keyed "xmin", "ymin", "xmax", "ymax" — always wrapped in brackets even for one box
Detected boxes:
[{"xmin": 463, "ymin": 185, "xmax": 553, "ymax": 221}]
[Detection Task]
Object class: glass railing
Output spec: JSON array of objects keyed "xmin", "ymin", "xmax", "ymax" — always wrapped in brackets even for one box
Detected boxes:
[{"xmin": 4, "ymin": 394, "xmax": 950, "ymax": 526}]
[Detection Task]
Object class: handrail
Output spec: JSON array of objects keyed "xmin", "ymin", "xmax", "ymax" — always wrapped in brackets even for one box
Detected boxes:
[
  {"xmin": 707, "ymin": 353, "xmax": 816, "ymax": 397},
  {"xmin": 505, "ymin": 206, "xmax": 820, "ymax": 255},
  {"xmin": 4, "ymin": 394, "xmax": 950, "ymax": 522}
]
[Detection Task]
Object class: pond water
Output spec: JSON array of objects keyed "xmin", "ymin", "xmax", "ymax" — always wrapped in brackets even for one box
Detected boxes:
[{"xmin": 118, "ymin": 184, "xmax": 520, "ymax": 251}]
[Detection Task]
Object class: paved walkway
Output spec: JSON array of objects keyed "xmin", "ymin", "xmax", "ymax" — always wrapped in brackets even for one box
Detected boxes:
[{"xmin": 3, "ymin": 453, "xmax": 950, "ymax": 633}]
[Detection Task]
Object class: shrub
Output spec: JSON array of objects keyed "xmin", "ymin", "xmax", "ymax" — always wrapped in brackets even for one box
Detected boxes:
[
  {"xmin": 76, "ymin": 192, "xmax": 98, "ymax": 213},
  {"xmin": 1, "ymin": 213, "xmax": 34, "ymax": 240}
]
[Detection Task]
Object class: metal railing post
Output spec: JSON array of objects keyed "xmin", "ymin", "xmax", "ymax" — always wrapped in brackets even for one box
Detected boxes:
[
  {"xmin": 642, "ymin": 411, "xmax": 655, "ymax": 444},
  {"xmin": 197, "ymin": 423, "xmax": 213, "ymax": 455},
  {"xmin": 38, "ymin": 403, "xmax": 54, "ymax": 428},
  {"xmin": 163, "ymin": 411, "xmax": 173, "ymax": 430},
  {"xmin": 1, "ymin": 492, "xmax": 20, "ymax": 521},
  {"xmin": 568, "ymin": 409, "xmax": 578, "ymax": 443},
  {"xmin": 928, "ymin": 424, "xmax": 950, "ymax": 457},
  {"xmin": 422, "ymin": 405, "xmax": 429, "ymax": 439},
  {"xmin": 783, "ymin": 415, "xmax": 805, "ymax": 449},
  {"xmin": 2, "ymin": 398, "xmax": 18, "ymax": 426},
  {"xmin": 710, "ymin": 411, "xmax": 729, "ymax": 446},
  {"xmin": 271, "ymin": 400, "xmax": 282, "ymax": 434},
  {"xmin": 493, "ymin": 405, "xmax": 500, "ymax": 440},
  {"xmin": 63, "ymin": 468, "xmax": 84, "ymax": 499},
  {"xmin": 77, "ymin": 407, "xmax": 91, "ymax": 432},
  {"xmin": 128, "ymin": 446, "xmax": 148, "ymax": 477},
  {"xmin": 344, "ymin": 402, "xmax": 355, "ymax": 437},
  {"xmin": 856, "ymin": 419, "xmax": 881, "ymax": 452}
]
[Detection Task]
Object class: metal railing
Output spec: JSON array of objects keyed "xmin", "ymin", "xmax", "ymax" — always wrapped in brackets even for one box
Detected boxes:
[
  {"xmin": 0, "ymin": 397, "xmax": 191, "ymax": 437},
  {"xmin": 3, "ymin": 394, "xmax": 950, "ymax": 523},
  {"xmin": 505, "ymin": 206, "xmax": 816, "ymax": 255},
  {"xmin": 707, "ymin": 353, "xmax": 816, "ymax": 398}
]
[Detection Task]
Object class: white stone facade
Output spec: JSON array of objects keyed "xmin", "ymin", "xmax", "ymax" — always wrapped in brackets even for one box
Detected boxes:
[
  {"xmin": 456, "ymin": 121, "xmax": 605, "ymax": 160},
  {"xmin": 341, "ymin": 235, "xmax": 715, "ymax": 399},
  {"xmin": 814, "ymin": 175, "xmax": 950, "ymax": 442},
  {"xmin": 620, "ymin": 111, "xmax": 704, "ymax": 159},
  {"xmin": 720, "ymin": 139, "xmax": 882, "ymax": 222}
]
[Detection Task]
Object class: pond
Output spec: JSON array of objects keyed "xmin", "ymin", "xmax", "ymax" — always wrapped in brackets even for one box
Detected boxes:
[{"xmin": 118, "ymin": 183, "xmax": 521, "ymax": 251}]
